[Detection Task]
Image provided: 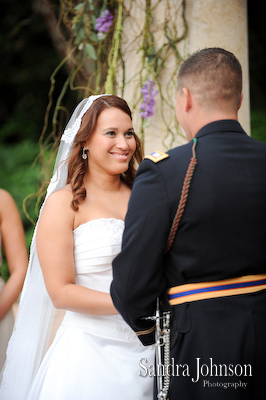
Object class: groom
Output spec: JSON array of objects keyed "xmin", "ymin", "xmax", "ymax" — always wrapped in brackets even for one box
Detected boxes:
[{"xmin": 111, "ymin": 48, "xmax": 266, "ymax": 399}]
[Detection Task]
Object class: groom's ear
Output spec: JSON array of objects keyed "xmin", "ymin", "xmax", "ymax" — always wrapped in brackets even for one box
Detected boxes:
[{"xmin": 182, "ymin": 87, "xmax": 192, "ymax": 112}]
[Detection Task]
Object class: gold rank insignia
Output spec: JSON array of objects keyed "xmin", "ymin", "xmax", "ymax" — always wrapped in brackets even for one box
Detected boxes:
[{"xmin": 144, "ymin": 151, "xmax": 169, "ymax": 163}]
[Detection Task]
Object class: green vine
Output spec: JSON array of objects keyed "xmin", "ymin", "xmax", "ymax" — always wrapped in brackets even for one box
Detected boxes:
[
  {"xmin": 24, "ymin": 0, "xmax": 187, "ymax": 224},
  {"xmin": 135, "ymin": 0, "xmax": 188, "ymax": 147},
  {"xmin": 105, "ymin": 0, "xmax": 123, "ymax": 93},
  {"xmin": 40, "ymin": 0, "xmax": 188, "ymax": 150}
]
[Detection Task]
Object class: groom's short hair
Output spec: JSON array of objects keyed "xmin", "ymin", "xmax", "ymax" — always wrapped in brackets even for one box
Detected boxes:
[{"xmin": 177, "ymin": 47, "xmax": 243, "ymax": 112}]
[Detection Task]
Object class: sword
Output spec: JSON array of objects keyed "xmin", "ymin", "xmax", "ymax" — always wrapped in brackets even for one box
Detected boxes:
[{"xmin": 146, "ymin": 298, "xmax": 171, "ymax": 399}]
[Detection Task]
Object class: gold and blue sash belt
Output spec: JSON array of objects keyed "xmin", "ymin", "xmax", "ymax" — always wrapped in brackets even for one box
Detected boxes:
[{"xmin": 168, "ymin": 274, "xmax": 266, "ymax": 306}]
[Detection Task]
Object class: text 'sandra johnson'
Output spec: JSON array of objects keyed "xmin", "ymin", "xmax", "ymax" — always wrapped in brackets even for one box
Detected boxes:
[{"xmin": 139, "ymin": 357, "xmax": 252, "ymax": 383}]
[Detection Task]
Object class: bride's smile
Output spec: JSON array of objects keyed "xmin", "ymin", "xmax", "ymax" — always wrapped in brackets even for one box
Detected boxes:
[{"xmin": 84, "ymin": 107, "xmax": 136, "ymax": 176}]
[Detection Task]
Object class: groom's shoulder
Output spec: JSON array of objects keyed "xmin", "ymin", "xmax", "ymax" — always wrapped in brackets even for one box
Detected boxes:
[
  {"xmin": 144, "ymin": 150, "xmax": 169, "ymax": 163},
  {"xmin": 143, "ymin": 142, "xmax": 192, "ymax": 166}
]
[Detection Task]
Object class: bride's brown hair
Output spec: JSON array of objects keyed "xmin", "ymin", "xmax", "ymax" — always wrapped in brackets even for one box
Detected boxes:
[{"xmin": 67, "ymin": 95, "xmax": 143, "ymax": 211}]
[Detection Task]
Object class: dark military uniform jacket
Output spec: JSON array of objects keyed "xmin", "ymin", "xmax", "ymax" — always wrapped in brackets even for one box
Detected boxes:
[{"xmin": 111, "ymin": 120, "xmax": 266, "ymax": 399}]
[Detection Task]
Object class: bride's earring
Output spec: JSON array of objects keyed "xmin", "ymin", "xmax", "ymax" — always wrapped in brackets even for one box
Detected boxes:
[{"xmin": 82, "ymin": 147, "xmax": 88, "ymax": 160}]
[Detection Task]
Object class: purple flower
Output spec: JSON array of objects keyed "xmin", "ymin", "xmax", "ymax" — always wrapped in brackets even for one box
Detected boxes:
[
  {"xmin": 95, "ymin": 10, "xmax": 114, "ymax": 33},
  {"xmin": 140, "ymin": 79, "xmax": 158, "ymax": 119}
]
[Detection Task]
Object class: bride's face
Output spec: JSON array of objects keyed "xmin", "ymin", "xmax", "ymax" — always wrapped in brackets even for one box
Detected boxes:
[{"xmin": 85, "ymin": 107, "xmax": 136, "ymax": 176}]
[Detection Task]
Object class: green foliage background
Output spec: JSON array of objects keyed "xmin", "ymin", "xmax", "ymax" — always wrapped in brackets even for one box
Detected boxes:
[{"xmin": 0, "ymin": 1, "xmax": 265, "ymax": 278}]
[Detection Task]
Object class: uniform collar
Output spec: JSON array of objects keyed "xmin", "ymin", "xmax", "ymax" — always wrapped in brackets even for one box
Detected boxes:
[{"xmin": 195, "ymin": 119, "xmax": 246, "ymax": 139}]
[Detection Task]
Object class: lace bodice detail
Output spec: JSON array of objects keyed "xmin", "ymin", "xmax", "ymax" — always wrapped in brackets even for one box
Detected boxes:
[{"xmin": 74, "ymin": 217, "xmax": 124, "ymax": 241}]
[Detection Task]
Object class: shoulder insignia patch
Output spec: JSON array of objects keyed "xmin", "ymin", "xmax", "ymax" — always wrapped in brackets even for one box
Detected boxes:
[{"xmin": 144, "ymin": 151, "xmax": 169, "ymax": 163}]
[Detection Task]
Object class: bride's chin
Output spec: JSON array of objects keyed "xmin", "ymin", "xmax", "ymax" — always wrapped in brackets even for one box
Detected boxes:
[
  {"xmin": 112, "ymin": 161, "xmax": 130, "ymax": 172},
  {"xmin": 111, "ymin": 166, "xmax": 130, "ymax": 176}
]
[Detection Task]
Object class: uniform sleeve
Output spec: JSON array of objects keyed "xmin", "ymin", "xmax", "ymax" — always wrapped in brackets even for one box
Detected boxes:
[{"xmin": 110, "ymin": 158, "xmax": 171, "ymax": 345}]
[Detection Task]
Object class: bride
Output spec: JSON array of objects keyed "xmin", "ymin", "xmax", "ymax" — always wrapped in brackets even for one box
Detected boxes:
[{"xmin": 0, "ymin": 95, "xmax": 155, "ymax": 400}]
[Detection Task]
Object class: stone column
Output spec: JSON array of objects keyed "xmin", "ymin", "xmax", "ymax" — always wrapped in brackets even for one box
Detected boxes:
[
  {"xmin": 118, "ymin": 0, "xmax": 249, "ymax": 154},
  {"xmin": 185, "ymin": 0, "xmax": 250, "ymax": 135}
]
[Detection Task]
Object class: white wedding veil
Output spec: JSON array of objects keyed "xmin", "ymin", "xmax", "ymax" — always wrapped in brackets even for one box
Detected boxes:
[{"xmin": 0, "ymin": 94, "xmax": 108, "ymax": 400}]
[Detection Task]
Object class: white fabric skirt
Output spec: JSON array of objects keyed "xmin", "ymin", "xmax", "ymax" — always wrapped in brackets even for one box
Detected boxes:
[{"xmin": 28, "ymin": 311, "xmax": 155, "ymax": 400}]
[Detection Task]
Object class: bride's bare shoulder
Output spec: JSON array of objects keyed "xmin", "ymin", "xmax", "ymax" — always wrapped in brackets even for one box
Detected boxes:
[
  {"xmin": 41, "ymin": 184, "xmax": 73, "ymax": 216},
  {"xmin": 47, "ymin": 184, "xmax": 72, "ymax": 201}
]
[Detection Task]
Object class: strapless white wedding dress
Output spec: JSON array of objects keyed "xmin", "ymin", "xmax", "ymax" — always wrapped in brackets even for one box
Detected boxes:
[{"xmin": 28, "ymin": 218, "xmax": 155, "ymax": 400}]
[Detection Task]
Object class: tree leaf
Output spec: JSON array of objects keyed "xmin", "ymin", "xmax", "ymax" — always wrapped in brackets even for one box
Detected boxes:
[{"xmin": 84, "ymin": 43, "xmax": 97, "ymax": 60}]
